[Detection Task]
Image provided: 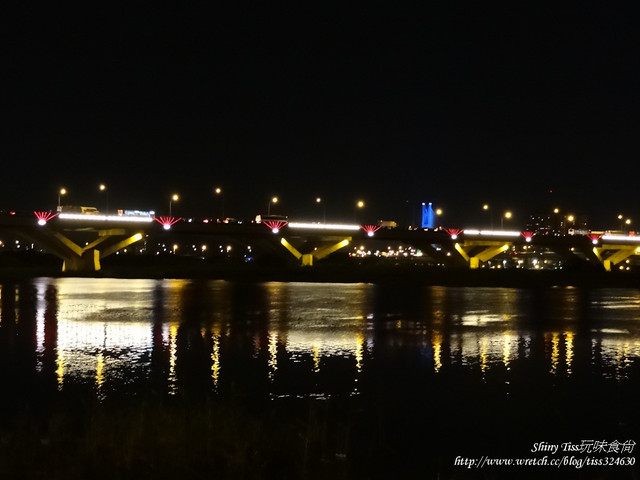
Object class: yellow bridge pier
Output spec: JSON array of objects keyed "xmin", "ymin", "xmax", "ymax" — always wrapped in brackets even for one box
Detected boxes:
[
  {"xmin": 454, "ymin": 241, "xmax": 511, "ymax": 269},
  {"xmin": 592, "ymin": 244, "xmax": 640, "ymax": 272},
  {"xmin": 51, "ymin": 229, "xmax": 144, "ymax": 272},
  {"xmin": 280, "ymin": 237, "xmax": 351, "ymax": 266}
]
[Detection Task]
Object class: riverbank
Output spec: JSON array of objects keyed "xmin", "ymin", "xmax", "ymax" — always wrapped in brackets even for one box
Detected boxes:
[{"xmin": 1, "ymin": 252, "xmax": 640, "ymax": 287}]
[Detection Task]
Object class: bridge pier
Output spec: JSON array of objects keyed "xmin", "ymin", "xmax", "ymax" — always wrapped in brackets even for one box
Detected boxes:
[
  {"xmin": 50, "ymin": 231, "xmax": 144, "ymax": 272},
  {"xmin": 593, "ymin": 245, "xmax": 640, "ymax": 271},
  {"xmin": 280, "ymin": 237, "xmax": 351, "ymax": 266},
  {"xmin": 454, "ymin": 242, "xmax": 511, "ymax": 269},
  {"xmin": 62, "ymin": 250, "xmax": 102, "ymax": 272}
]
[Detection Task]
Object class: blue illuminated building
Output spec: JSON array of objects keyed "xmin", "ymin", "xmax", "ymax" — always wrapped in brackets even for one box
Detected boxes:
[{"xmin": 421, "ymin": 202, "xmax": 435, "ymax": 229}]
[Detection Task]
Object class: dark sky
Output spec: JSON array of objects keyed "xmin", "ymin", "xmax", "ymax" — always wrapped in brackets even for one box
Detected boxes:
[{"xmin": 3, "ymin": 3, "xmax": 639, "ymax": 228}]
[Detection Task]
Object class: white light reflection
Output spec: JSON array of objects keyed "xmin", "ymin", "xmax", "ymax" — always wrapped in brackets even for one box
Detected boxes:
[
  {"xmin": 549, "ymin": 332, "xmax": 560, "ymax": 375},
  {"xmin": 432, "ymin": 331, "xmax": 443, "ymax": 373},
  {"xmin": 265, "ymin": 282, "xmax": 372, "ymax": 396},
  {"xmin": 503, "ymin": 332, "xmax": 512, "ymax": 371},
  {"xmin": 35, "ymin": 280, "xmax": 47, "ymax": 372},
  {"xmin": 96, "ymin": 352, "xmax": 105, "ymax": 399},
  {"xmin": 595, "ymin": 335, "xmax": 640, "ymax": 381},
  {"xmin": 566, "ymin": 331, "xmax": 574, "ymax": 375},
  {"xmin": 51, "ymin": 278, "xmax": 182, "ymax": 393},
  {"xmin": 211, "ymin": 327, "xmax": 221, "ymax": 389},
  {"xmin": 168, "ymin": 323, "xmax": 178, "ymax": 395},
  {"xmin": 268, "ymin": 332, "xmax": 278, "ymax": 381}
]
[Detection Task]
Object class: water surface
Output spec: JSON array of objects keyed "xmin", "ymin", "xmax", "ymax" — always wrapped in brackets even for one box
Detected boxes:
[{"xmin": 0, "ymin": 278, "xmax": 638, "ymax": 479}]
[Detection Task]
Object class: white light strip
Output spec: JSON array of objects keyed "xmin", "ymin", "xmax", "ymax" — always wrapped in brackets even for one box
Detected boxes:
[
  {"xmin": 287, "ymin": 222, "xmax": 361, "ymax": 231},
  {"xmin": 602, "ymin": 235, "xmax": 640, "ymax": 242},
  {"xmin": 463, "ymin": 229, "xmax": 521, "ymax": 237},
  {"xmin": 58, "ymin": 213, "xmax": 154, "ymax": 223}
]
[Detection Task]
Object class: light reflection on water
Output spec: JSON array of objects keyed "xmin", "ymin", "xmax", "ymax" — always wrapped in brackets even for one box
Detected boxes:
[{"xmin": 1, "ymin": 278, "xmax": 640, "ymax": 399}]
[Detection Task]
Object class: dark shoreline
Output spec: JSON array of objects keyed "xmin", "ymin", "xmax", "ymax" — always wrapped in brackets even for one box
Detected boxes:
[{"xmin": 1, "ymin": 253, "xmax": 640, "ymax": 288}]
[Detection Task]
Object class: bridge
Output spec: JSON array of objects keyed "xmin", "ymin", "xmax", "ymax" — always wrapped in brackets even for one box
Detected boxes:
[{"xmin": 1, "ymin": 211, "xmax": 639, "ymax": 273}]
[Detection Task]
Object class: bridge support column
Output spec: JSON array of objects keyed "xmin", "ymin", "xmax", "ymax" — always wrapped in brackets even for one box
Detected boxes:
[
  {"xmin": 455, "ymin": 242, "xmax": 510, "ymax": 269},
  {"xmin": 52, "ymin": 231, "xmax": 144, "ymax": 273},
  {"xmin": 280, "ymin": 238, "xmax": 351, "ymax": 266},
  {"xmin": 63, "ymin": 250, "xmax": 102, "ymax": 272},
  {"xmin": 594, "ymin": 245, "xmax": 639, "ymax": 272}
]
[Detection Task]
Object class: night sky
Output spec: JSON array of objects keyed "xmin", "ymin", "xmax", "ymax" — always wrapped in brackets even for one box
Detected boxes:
[{"xmin": 3, "ymin": 3, "xmax": 639, "ymax": 228}]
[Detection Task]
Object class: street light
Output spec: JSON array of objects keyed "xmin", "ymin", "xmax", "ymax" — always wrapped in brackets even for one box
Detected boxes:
[
  {"xmin": 57, "ymin": 188, "xmax": 67, "ymax": 212},
  {"xmin": 215, "ymin": 187, "xmax": 224, "ymax": 220},
  {"xmin": 99, "ymin": 183, "xmax": 108, "ymax": 213},
  {"xmin": 565, "ymin": 214, "xmax": 576, "ymax": 234},
  {"xmin": 434, "ymin": 207, "xmax": 443, "ymax": 227},
  {"xmin": 268, "ymin": 196, "xmax": 278, "ymax": 215},
  {"xmin": 169, "ymin": 193, "xmax": 179, "ymax": 216},
  {"xmin": 482, "ymin": 204, "xmax": 493, "ymax": 228},
  {"xmin": 501, "ymin": 211, "xmax": 512, "ymax": 229},
  {"xmin": 316, "ymin": 197, "xmax": 326, "ymax": 223},
  {"xmin": 354, "ymin": 200, "xmax": 365, "ymax": 222},
  {"xmin": 617, "ymin": 214, "xmax": 631, "ymax": 231}
]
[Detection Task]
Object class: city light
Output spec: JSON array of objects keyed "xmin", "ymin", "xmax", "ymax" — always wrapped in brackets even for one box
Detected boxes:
[
  {"xmin": 57, "ymin": 187, "xmax": 67, "ymax": 211},
  {"xmin": 99, "ymin": 183, "xmax": 108, "ymax": 212},
  {"xmin": 587, "ymin": 234, "xmax": 602, "ymax": 244},
  {"xmin": 263, "ymin": 220, "xmax": 288, "ymax": 233},
  {"xmin": 444, "ymin": 228, "xmax": 463, "ymax": 239},
  {"xmin": 521, "ymin": 231, "xmax": 535, "ymax": 243},
  {"xmin": 153, "ymin": 216, "xmax": 181, "ymax": 230},
  {"xmin": 169, "ymin": 193, "xmax": 179, "ymax": 216},
  {"xmin": 268, "ymin": 196, "xmax": 279, "ymax": 215},
  {"xmin": 361, "ymin": 225, "xmax": 381, "ymax": 237},
  {"xmin": 214, "ymin": 187, "xmax": 224, "ymax": 219},
  {"xmin": 34, "ymin": 211, "xmax": 58, "ymax": 225}
]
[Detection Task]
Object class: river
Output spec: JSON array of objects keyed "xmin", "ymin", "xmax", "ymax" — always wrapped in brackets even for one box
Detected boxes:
[{"xmin": 0, "ymin": 277, "xmax": 638, "ymax": 479}]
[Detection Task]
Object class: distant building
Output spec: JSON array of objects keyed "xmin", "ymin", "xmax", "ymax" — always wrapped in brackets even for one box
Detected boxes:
[
  {"xmin": 421, "ymin": 202, "xmax": 435, "ymax": 229},
  {"xmin": 526, "ymin": 212, "xmax": 589, "ymax": 235}
]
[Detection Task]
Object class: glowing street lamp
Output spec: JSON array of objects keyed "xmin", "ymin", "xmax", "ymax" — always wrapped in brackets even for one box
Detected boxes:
[
  {"xmin": 57, "ymin": 188, "xmax": 67, "ymax": 212},
  {"xmin": 482, "ymin": 204, "xmax": 493, "ymax": 228},
  {"xmin": 316, "ymin": 197, "xmax": 326, "ymax": 223},
  {"xmin": 169, "ymin": 193, "xmax": 179, "ymax": 216},
  {"xmin": 354, "ymin": 200, "xmax": 365, "ymax": 222},
  {"xmin": 215, "ymin": 187, "xmax": 224, "ymax": 220},
  {"xmin": 501, "ymin": 210, "xmax": 512, "ymax": 229},
  {"xmin": 433, "ymin": 207, "xmax": 443, "ymax": 227},
  {"xmin": 99, "ymin": 183, "xmax": 108, "ymax": 213},
  {"xmin": 618, "ymin": 214, "xmax": 631, "ymax": 230},
  {"xmin": 268, "ymin": 196, "xmax": 279, "ymax": 215}
]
